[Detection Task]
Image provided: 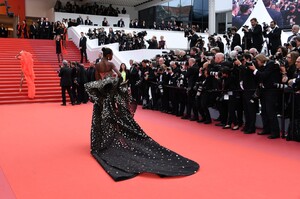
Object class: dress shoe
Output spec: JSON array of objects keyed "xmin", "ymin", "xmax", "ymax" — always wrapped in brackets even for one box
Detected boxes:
[
  {"xmin": 181, "ymin": 115, "xmax": 190, "ymax": 120},
  {"xmin": 258, "ymin": 131, "xmax": 270, "ymax": 135},
  {"xmin": 241, "ymin": 127, "xmax": 247, "ymax": 132},
  {"xmin": 61, "ymin": 103, "xmax": 66, "ymax": 106},
  {"xmin": 232, "ymin": 125, "xmax": 239, "ymax": 130},
  {"xmin": 244, "ymin": 130, "xmax": 256, "ymax": 134},
  {"xmin": 190, "ymin": 118, "xmax": 198, "ymax": 121},
  {"xmin": 197, "ymin": 118, "xmax": 206, "ymax": 123},
  {"xmin": 204, "ymin": 120, "xmax": 212, "ymax": 124},
  {"xmin": 215, "ymin": 123, "xmax": 225, "ymax": 127},
  {"xmin": 223, "ymin": 125, "xmax": 231, "ymax": 129},
  {"xmin": 267, "ymin": 135, "xmax": 280, "ymax": 139}
]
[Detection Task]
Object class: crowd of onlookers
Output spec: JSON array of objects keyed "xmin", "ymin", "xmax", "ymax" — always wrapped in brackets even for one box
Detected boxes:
[{"xmin": 54, "ymin": 0, "xmax": 126, "ymax": 17}]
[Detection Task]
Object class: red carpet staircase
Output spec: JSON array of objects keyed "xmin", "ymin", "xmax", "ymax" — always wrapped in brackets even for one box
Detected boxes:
[{"xmin": 0, "ymin": 38, "xmax": 81, "ymax": 105}]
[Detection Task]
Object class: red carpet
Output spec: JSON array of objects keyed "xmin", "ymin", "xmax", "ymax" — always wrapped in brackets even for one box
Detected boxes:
[{"xmin": 0, "ymin": 103, "xmax": 300, "ymax": 199}]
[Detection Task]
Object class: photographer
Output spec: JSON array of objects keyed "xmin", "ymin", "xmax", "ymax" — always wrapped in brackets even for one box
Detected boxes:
[
  {"xmin": 238, "ymin": 53, "xmax": 259, "ymax": 134},
  {"xmin": 187, "ymin": 28, "xmax": 199, "ymax": 49},
  {"xmin": 287, "ymin": 56, "xmax": 300, "ymax": 140},
  {"xmin": 263, "ymin": 21, "xmax": 282, "ymax": 55},
  {"xmin": 97, "ymin": 28, "xmax": 106, "ymax": 46},
  {"xmin": 248, "ymin": 54, "xmax": 282, "ymax": 139},
  {"xmin": 231, "ymin": 26, "xmax": 241, "ymax": 51},
  {"xmin": 196, "ymin": 66, "xmax": 216, "ymax": 124},
  {"xmin": 248, "ymin": 18, "xmax": 264, "ymax": 53},
  {"xmin": 291, "ymin": 36, "xmax": 300, "ymax": 54},
  {"xmin": 241, "ymin": 25, "xmax": 252, "ymax": 50},
  {"xmin": 147, "ymin": 36, "xmax": 158, "ymax": 49},
  {"xmin": 181, "ymin": 58, "xmax": 199, "ymax": 121},
  {"xmin": 220, "ymin": 66, "xmax": 240, "ymax": 131}
]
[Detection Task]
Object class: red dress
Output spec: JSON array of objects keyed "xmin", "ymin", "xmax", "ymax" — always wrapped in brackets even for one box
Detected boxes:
[{"xmin": 20, "ymin": 51, "xmax": 35, "ymax": 99}]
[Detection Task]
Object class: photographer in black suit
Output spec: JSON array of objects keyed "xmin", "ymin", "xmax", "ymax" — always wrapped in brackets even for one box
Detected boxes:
[
  {"xmin": 188, "ymin": 29, "xmax": 199, "ymax": 49},
  {"xmin": 238, "ymin": 53, "xmax": 259, "ymax": 134},
  {"xmin": 231, "ymin": 26, "xmax": 241, "ymax": 51},
  {"xmin": 58, "ymin": 60, "xmax": 75, "ymax": 106},
  {"xmin": 79, "ymin": 32, "xmax": 88, "ymax": 63},
  {"xmin": 244, "ymin": 18, "xmax": 263, "ymax": 53},
  {"xmin": 263, "ymin": 21, "xmax": 282, "ymax": 55},
  {"xmin": 248, "ymin": 54, "xmax": 281, "ymax": 139},
  {"xmin": 182, "ymin": 58, "xmax": 199, "ymax": 121}
]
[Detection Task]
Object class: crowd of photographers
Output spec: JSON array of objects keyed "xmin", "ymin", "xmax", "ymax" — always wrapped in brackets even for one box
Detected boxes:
[{"xmin": 123, "ymin": 17, "xmax": 300, "ymax": 141}]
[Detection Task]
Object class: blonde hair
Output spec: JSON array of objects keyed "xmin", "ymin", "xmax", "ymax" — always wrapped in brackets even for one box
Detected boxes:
[{"xmin": 255, "ymin": 54, "xmax": 269, "ymax": 63}]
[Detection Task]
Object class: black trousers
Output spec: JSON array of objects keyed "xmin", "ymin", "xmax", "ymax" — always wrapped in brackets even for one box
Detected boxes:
[
  {"xmin": 260, "ymin": 90, "xmax": 280, "ymax": 136},
  {"xmin": 243, "ymin": 91, "xmax": 258, "ymax": 131},
  {"xmin": 186, "ymin": 90, "xmax": 198, "ymax": 119},
  {"xmin": 80, "ymin": 49, "xmax": 87, "ymax": 63},
  {"xmin": 61, "ymin": 86, "xmax": 74, "ymax": 105}
]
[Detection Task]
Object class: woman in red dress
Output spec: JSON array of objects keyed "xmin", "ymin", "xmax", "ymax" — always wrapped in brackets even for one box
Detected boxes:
[{"xmin": 16, "ymin": 51, "xmax": 35, "ymax": 99}]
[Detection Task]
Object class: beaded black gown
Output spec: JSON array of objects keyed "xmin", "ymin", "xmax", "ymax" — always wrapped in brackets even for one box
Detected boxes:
[{"xmin": 85, "ymin": 76, "xmax": 199, "ymax": 181}]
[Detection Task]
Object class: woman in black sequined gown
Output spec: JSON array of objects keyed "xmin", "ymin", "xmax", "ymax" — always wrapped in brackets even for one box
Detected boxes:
[{"xmin": 85, "ymin": 47, "xmax": 199, "ymax": 181}]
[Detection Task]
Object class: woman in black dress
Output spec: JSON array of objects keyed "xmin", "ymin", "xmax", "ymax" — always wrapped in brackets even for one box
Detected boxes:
[{"xmin": 85, "ymin": 47, "xmax": 199, "ymax": 181}]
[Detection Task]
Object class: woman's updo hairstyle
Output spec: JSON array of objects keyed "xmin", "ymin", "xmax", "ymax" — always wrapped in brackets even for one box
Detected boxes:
[{"xmin": 102, "ymin": 47, "xmax": 112, "ymax": 58}]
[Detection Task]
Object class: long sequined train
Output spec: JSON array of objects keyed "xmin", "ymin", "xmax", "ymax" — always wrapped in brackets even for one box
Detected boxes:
[{"xmin": 85, "ymin": 77, "xmax": 199, "ymax": 181}]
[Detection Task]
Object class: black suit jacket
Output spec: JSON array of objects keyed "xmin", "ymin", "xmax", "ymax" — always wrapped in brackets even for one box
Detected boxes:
[
  {"xmin": 249, "ymin": 24, "xmax": 263, "ymax": 50},
  {"xmin": 77, "ymin": 18, "xmax": 83, "ymax": 25},
  {"xmin": 231, "ymin": 33, "xmax": 241, "ymax": 50},
  {"xmin": 79, "ymin": 36, "xmax": 87, "ymax": 50},
  {"xmin": 85, "ymin": 20, "xmax": 93, "ymax": 25},
  {"xmin": 186, "ymin": 64, "xmax": 199, "ymax": 89},
  {"xmin": 128, "ymin": 66, "xmax": 139, "ymax": 86},
  {"xmin": 254, "ymin": 60, "xmax": 281, "ymax": 89},
  {"xmin": 59, "ymin": 66, "xmax": 73, "ymax": 87},
  {"xmin": 117, "ymin": 20, "xmax": 125, "ymax": 27},
  {"xmin": 264, "ymin": 26, "xmax": 281, "ymax": 54}
]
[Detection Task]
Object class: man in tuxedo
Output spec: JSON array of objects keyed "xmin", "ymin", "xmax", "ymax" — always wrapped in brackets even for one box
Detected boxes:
[
  {"xmin": 249, "ymin": 54, "xmax": 282, "ymax": 139},
  {"xmin": 29, "ymin": 21, "xmax": 37, "ymax": 39},
  {"xmin": 246, "ymin": 18, "xmax": 263, "ymax": 53},
  {"xmin": 128, "ymin": 60, "xmax": 140, "ymax": 103},
  {"xmin": 231, "ymin": 26, "xmax": 241, "ymax": 50},
  {"xmin": 188, "ymin": 29, "xmax": 199, "ymax": 49},
  {"xmin": 263, "ymin": 21, "xmax": 282, "ymax": 55},
  {"xmin": 77, "ymin": 16, "xmax": 84, "ymax": 25},
  {"xmin": 43, "ymin": 18, "xmax": 51, "ymax": 39},
  {"xmin": 58, "ymin": 60, "xmax": 75, "ymax": 106},
  {"xmin": 117, "ymin": 18, "xmax": 125, "ymax": 27},
  {"xmin": 95, "ymin": 51, "xmax": 103, "ymax": 64},
  {"xmin": 85, "ymin": 16, "xmax": 93, "ymax": 26},
  {"xmin": 79, "ymin": 32, "xmax": 87, "ymax": 63},
  {"xmin": 182, "ymin": 58, "xmax": 199, "ymax": 121}
]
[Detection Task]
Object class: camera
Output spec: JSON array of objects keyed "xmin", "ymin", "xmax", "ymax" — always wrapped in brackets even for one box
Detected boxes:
[
  {"xmin": 157, "ymin": 81, "xmax": 164, "ymax": 95},
  {"xmin": 242, "ymin": 25, "xmax": 249, "ymax": 32},
  {"xmin": 137, "ymin": 31, "xmax": 147, "ymax": 38},
  {"xmin": 195, "ymin": 82, "xmax": 203, "ymax": 97},
  {"xmin": 274, "ymin": 83, "xmax": 288, "ymax": 89},
  {"xmin": 177, "ymin": 74, "xmax": 185, "ymax": 87},
  {"xmin": 262, "ymin": 22, "xmax": 269, "ymax": 31},
  {"xmin": 209, "ymin": 71, "xmax": 219, "ymax": 76},
  {"xmin": 184, "ymin": 28, "xmax": 193, "ymax": 37}
]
